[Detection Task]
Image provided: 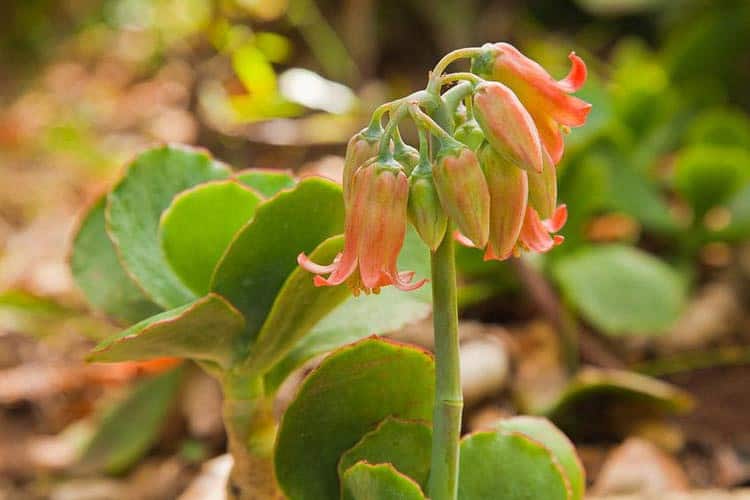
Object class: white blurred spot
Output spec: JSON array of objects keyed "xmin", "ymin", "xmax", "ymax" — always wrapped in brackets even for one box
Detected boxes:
[{"xmin": 278, "ymin": 68, "xmax": 356, "ymax": 114}]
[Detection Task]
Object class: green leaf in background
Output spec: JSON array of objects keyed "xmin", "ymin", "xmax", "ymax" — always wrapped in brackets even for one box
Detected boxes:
[
  {"xmin": 342, "ymin": 462, "xmax": 426, "ymax": 500},
  {"xmin": 160, "ymin": 180, "xmax": 262, "ymax": 295},
  {"xmin": 497, "ymin": 417, "xmax": 585, "ymax": 500},
  {"xmin": 274, "ymin": 337, "xmax": 434, "ymax": 500},
  {"xmin": 458, "ymin": 430, "xmax": 570, "ymax": 500},
  {"xmin": 88, "ymin": 294, "xmax": 244, "ymax": 370},
  {"xmin": 542, "ymin": 367, "xmax": 693, "ymax": 440},
  {"xmin": 338, "ymin": 417, "xmax": 432, "ymax": 491},
  {"xmin": 211, "ymin": 177, "xmax": 345, "ymax": 353},
  {"xmin": 107, "ymin": 145, "xmax": 230, "ymax": 309},
  {"xmin": 605, "ymin": 159, "xmax": 677, "ymax": 234},
  {"xmin": 687, "ymin": 108, "xmax": 750, "ymax": 150},
  {"xmin": 574, "ymin": 0, "xmax": 667, "ymax": 16},
  {"xmin": 71, "ymin": 195, "xmax": 161, "ymax": 324},
  {"xmin": 243, "ymin": 235, "xmax": 350, "ymax": 375},
  {"xmin": 553, "ymin": 245, "xmax": 686, "ymax": 336},
  {"xmin": 264, "ymin": 227, "xmax": 432, "ymax": 391},
  {"xmin": 673, "ymin": 145, "xmax": 750, "ymax": 218},
  {"xmin": 77, "ymin": 365, "xmax": 184, "ymax": 475},
  {"xmin": 234, "ymin": 169, "xmax": 297, "ymax": 197}
]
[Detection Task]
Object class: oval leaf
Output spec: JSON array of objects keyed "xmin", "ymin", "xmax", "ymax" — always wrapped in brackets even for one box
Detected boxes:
[
  {"xmin": 210, "ymin": 177, "xmax": 344, "ymax": 352},
  {"xmin": 274, "ymin": 337, "xmax": 434, "ymax": 500},
  {"xmin": 552, "ymin": 245, "xmax": 686, "ymax": 336},
  {"xmin": 160, "ymin": 180, "xmax": 262, "ymax": 295},
  {"xmin": 107, "ymin": 145, "xmax": 230, "ymax": 309},
  {"xmin": 88, "ymin": 294, "xmax": 244, "ymax": 369},
  {"xmin": 458, "ymin": 430, "xmax": 570, "ymax": 500},
  {"xmin": 342, "ymin": 462, "xmax": 426, "ymax": 500},
  {"xmin": 71, "ymin": 196, "xmax": 161, "ymax": 324},
  {"xmin": 338, "ymin": 417, "xmax": 431, "ymax": 490},
  {"xmin": 234, "ymin": 169, "xmax": 296, "ymax": 197},
  {"xmin": 497, "ymin": 416, "xmax": 585, "ymax": 500}
]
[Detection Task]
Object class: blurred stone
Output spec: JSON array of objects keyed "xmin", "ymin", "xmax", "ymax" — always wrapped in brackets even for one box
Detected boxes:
[
  {"xmin": 50, "ymin": 479, "xmax": 126, "ymax": 500},
  {"xmin": 182, "ymin": 371, "xmax": 224, "ymax": 439},
  {"xmin": 461, "ymin": 335, "xmax": 510, "ymax": 407},
  {"xmin": 593, "ymin": 438, "xmax": 690, "ymax": 496},
  {"xmin": 657, "ymin": 282, "xmax": 742, "ymax": 353},
  {"xmin": 465, "ymin": 404, "xmax": 513, "ymax": 432},
  {"xmin": 178, "ymin": 454, "xmax": 231, "ymax": 500}
]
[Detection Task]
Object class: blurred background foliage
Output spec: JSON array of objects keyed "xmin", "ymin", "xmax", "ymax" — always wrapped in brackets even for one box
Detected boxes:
[{"xmin": 3, "ymin": 0, "xmax": 750, "ymax": 493}]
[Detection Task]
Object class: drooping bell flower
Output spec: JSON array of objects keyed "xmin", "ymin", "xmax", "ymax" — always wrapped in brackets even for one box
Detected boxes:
[
  {"xmin": 472, "ymin": 43, "xmax": 591, "ymax": 164},
  {"xmin": 473, "ymin": 81, "xmax": 543, "ymax": 173},
  {"xmin": 342, "ymin": 129, "xmax": 380, "ymax": 206},
  {"xmin": 478, "ymin": 143, "xmax": 528, "ymax": 261},
  {"xmin": 298, "ymin": 161, "xmax": 425, "ymax": 295},
  {"xmin": 432, "ymin": 141, "xmax": 491, "ymax": 248}
]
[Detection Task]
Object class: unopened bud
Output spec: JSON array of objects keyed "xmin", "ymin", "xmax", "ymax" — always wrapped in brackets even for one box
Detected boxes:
[
  {"xmin": 394, "ymin": 141, "xmax": 420, "ymax": 175},
  {"xmin": 479, "ymin": 143, "xmax": 528, "ymax": 260},
  {"xmin": 408, "ymin": 165, "xmax": 447, "ymax": 251},
  {"xmin": 473, "ymin": 81, "xmax": 543, "ymax": 173},
  {"xmin": 527, "ymin": 151, "xmax": 557, "ymax": 219},
  {"xmin": 454, "ymin": 119, "xmax": 486, "ymax": 151},
  {"xmin": 433, "ymin": 142, "xmax": 490, "ymax": 248}
]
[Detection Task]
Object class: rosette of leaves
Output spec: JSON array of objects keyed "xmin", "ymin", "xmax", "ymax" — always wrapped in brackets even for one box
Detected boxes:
[
  {"xmin": 70, "ymin": 144, "xmax": 433, "ymax": 497},
  {"xmin": 274, "ymin": 336, "xmax": 586, "ymax": 500}
]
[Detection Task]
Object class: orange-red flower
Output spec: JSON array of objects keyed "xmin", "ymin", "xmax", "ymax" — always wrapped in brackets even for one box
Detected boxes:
[
  {"xmin": 298, "ymin": 161, "xmax": 425, "ymax": 295},
  {"xmin": 472, "ymin": 43, "xmax": 591, "ymax": 164}
]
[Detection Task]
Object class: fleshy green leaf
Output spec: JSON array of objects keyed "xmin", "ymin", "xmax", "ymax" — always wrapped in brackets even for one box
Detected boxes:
[
  {"xmin": 338, "ymin": 417, "xmax": 431, "ymax": 491},
  {"xmin": 274, "ymin": 337, "xmax": 434, "ymax": 500},
  {"xmin": 71, "ymin": 195, "xmax": 161, "ymax": 324},
  {"xmin": 543, "ymin": 367, "xmax": 694, "ymax": 440},
  {"xmin": 78, "ymin": 366, "xmax": 184, "ymax": 474},
  {"xmin": 497, "ymin": 417, "xmax": 585, "ymax": 500},
  {"xmin": 552, "ymin": 245, "xmax": 686, "ymax": 336},
  {"xmin": 107, "ymin": 145, "xmax": 230, "ymax": 309},
  {"xmin": 160, "ymin": 180, "xmax": 262, "ymax": 295},
  {"xmin": 210, "ymin": 177, "xmax": 344, "ymax": 353},
  {"xmin": 234, "ymin": 169, "xmax": 296, "ymax": 197},
  {"xmin": 458, "ymin": 430, "xmax": 570, "ymax": 500},
  {"xmin": 342, "ymin": 462, "xmax": 426, "ymax": 500},
  {"xmin": 243, "ymin": 235, "xmax": 350, "ymax": 375},
  {"xmin": 88, "ymin": 294, "xmax": 244, "ymax": 369},
  {"xmin": 264, "ymin": 227, "xmax": 431, "ymax": 391}
]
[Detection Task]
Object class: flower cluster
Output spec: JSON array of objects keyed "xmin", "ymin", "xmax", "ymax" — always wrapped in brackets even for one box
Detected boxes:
[{"xmin": 299, "ymin": 43, "xmax": 591, "ymax": 294}]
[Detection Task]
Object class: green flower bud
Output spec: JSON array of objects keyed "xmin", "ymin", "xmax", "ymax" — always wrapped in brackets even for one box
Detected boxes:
[
  {"xmin": 394, "ymin": 140, "xmax": 420, "ymax": 175},
  {"xmin": 408, "ymin": 165, "xmax": 448, "ymax": 251},
  {"xmin": 433, "ymin": 141, "xmax": 490, "ymax": 248},
  {"xmin": 454, "ymin": 119, "xmax": 486, "ymax": 150}
]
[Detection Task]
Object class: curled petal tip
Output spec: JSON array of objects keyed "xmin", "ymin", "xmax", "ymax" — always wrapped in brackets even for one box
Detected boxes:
[
  {"xmin": 545, "ymin": 204, "xmax": 568, "ymax": 233},
  {"xmin": 559, "ymin": 52, "xmax": 587, "ymax": 93},
  {"xmin": 298, "ymin": 252, "xmax": 339, "ymax": 274}
]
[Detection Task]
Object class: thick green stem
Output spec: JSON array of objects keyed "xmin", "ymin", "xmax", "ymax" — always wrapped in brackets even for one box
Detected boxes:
[
  {"xmin": 428, "ymin": 224, "xmax": 463, "ymax": 500},
  {"xmin": 222, "ymin": 374, "xmax": 281, "ymax": 500},
  {"xmin": 427, "ymin": 47, "xmax": 483, "ymax": 94}
]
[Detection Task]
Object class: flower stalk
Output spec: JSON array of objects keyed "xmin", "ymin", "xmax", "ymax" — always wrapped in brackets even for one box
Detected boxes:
[{"xmin": 428, "ymin": 224, "xmax": 462, "ymax": 500}]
